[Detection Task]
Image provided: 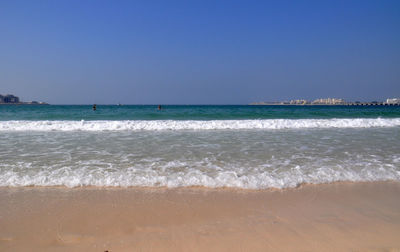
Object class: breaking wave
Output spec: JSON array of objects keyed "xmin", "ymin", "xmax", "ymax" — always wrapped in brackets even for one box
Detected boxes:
[
  {"xmin": 1, "ymin": 118, "xmax": 400, "ymax": 131},
  {"xmin": 1, "ymin": 164, "xmax": 399, "ymax": 189}
]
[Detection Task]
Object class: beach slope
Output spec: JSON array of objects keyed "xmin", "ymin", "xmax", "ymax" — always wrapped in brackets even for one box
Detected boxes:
[{"xmin": 1, "ymin": 182, "xmax": 400, "ymax": 251}]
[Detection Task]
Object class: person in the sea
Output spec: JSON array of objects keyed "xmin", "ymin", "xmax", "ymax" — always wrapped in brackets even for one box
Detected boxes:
[
  {"xmin": 93, "ymin": 104, "xmax": 97, "ymax": 111},
  {"xmin": 158, "ymin": 105, "xmax": 162, "ymax": 110}
]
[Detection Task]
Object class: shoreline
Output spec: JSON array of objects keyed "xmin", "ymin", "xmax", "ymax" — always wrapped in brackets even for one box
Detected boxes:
[
  {"xmin": 1, "ymin": 181, "xmax": 400, "ymax": 251},
  {"xmin": 0, "ymin": 179, "xmax": 398, "ymax": 191}
]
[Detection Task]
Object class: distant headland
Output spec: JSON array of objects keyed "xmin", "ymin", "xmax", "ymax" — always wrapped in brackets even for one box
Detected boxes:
[
  {"xmin": 250, "ymin": 98, "xmax": 400, "ymax": 106},
  {"xmin": 0, "ymin": 94, "xmax": 48, "ymax": 105}
]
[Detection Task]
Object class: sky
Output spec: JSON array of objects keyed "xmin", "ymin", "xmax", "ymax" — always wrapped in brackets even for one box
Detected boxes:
[{"xmin": 0, "ymin": 0, "xmax": 399, "ymax": 104}]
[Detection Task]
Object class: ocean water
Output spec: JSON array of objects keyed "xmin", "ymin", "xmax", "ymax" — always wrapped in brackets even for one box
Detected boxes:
[{"xmin": 1, "ymin": 105, "xmax": 399, "ymax": 189}]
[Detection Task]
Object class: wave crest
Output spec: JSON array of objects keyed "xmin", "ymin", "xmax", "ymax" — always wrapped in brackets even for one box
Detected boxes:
[{"xmin": 0, "ymin": 118, "xmax": 400, "ymax": 131}]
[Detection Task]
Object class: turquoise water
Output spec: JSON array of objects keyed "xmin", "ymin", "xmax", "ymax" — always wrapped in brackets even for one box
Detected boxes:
[
  {"xmin": 1, "ymin": 105, "xmax": 399, "ymax": 120},
  {"xmin": 1, "ymin": 105, "xmax": 400, "ymax": 188}
]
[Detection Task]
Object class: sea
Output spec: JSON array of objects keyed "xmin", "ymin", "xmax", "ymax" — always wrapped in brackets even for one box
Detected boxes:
[{"xmin": 1, "ymin": 105, "xmax": 399, "ymax": 189}]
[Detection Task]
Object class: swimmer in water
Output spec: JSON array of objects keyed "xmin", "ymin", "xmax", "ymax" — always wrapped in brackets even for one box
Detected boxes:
[
  {"xmin": 158, "ymin": 105, "xmax": 162, "ymax": 110},
  {"xmin": 93, "ymin": 104, "xmax": 97, "ymax": 111}
]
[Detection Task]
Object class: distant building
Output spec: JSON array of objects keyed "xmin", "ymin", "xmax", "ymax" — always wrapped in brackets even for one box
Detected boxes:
[
  {"xmin": 0, "ymin": 94, "xmax": 48, "ymax": 105},
  {"xmin": 386, "ymin": 98, "xmax": 400, "ymax": 105},
  {"xmin": 312, "ymin": 98, "xmax": 345, "ymax": 105},
  {"xmin": 2, "ymin": 94, "xmax": 20, "ymax": 103},
  {"xmin": 289, "ymin": 99, "xmax": 310, "ymax": 105}
]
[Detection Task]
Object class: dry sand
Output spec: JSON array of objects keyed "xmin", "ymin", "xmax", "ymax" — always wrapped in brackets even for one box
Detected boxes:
[{"xmin": 1, "ymin": 182, "xmax": 400, "ymax": 251}]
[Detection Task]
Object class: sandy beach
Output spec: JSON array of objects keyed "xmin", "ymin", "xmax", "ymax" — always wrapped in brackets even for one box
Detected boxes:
[
  {"xmin": 2, "ymin": 0, "xmax": 400, "ymax": 250},
  {"xmin": 0, "ymin": 182, "xmax": 399, "ymax": 251}
]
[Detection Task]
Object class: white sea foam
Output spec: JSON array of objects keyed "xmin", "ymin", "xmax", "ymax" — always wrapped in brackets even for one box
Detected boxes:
[
  {"xmin": 1, "ymin": 118, "xmax": 400, "ymax": 131},
  {"xmin": 1, "ymin": 120, "xmax": 399, "ymax": 189},
  {"xmin": 1, "ymin": 164, "xmax": 399, "ymax": 189}
]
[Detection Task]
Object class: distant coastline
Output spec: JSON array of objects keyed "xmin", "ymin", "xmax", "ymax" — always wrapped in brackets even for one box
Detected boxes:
[
  {"xmin": 0, "ymin": 94, "xmax": 48, "ymax": 105},
  {"xmin": 250, "ymin": 97, "xmax": 400, "ymax": 106},
  {"xmin": 0, "ymin": 102, "xmax": 49, "ymax": 105},
  {"xmin": 249, "ymin": 103, "xmax": 400, "ymax": 106}
]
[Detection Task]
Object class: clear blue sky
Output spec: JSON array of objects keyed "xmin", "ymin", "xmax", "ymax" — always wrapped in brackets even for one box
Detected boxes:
[{"xmin": 0, "ymin": 0, "xmax": 399, "ymax": 104}]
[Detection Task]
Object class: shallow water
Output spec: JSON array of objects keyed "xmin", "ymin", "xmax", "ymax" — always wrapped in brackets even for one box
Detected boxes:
[{"xmin": 0, "ymin": 105, "xmax": 399, "ymax": 188}]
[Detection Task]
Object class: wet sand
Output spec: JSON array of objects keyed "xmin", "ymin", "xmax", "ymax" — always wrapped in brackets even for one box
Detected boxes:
[{"xmin": 1, "ymin": 182, "xmax": 400, "ymax": 251}]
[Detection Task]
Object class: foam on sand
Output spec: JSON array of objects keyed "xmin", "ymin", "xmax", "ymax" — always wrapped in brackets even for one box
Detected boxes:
[{"xmin": 1, "ymin": 161, "xmax": 399, "ymax": 188}]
